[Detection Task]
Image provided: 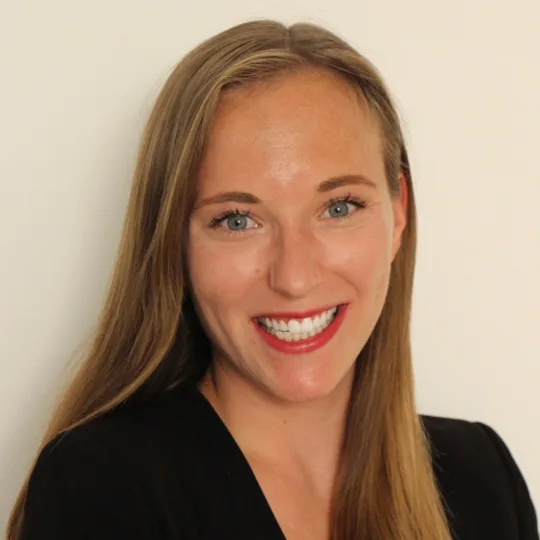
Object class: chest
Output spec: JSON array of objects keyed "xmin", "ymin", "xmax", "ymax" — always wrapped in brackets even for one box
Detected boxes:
[{"xmin": 252, "ymin": 466, "xmax": 331, "ymax": 540}]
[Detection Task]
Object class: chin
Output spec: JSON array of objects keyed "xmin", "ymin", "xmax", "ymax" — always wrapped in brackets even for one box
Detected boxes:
[{"xmin": 266, "ymin": 367, "xmax": 354, "ymax": 405}]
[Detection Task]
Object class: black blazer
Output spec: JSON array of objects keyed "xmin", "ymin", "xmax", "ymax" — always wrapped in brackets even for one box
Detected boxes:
[{"xmin": 20, "ymin": 384, "xmax": 538, "ymax": 539}]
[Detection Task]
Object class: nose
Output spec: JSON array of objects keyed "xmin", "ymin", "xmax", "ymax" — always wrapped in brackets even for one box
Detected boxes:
[{"xmin": 268, "ymin": 230, "xmax": 323, "ymax": 299}]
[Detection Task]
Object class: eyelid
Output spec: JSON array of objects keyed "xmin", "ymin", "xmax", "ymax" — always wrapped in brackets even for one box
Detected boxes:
[
  {"xmin": 208, "ymin": 209, "xmax": 259, "ymax": 234},
  {"xmin": 319, "ymin": 194, "xmax": 367, "ymax": 219},
  {"xmin": 207, "ymin": 194, "xmax": 367, "ymax": 235},
  {"xmin": 209, "ymin": 208, "xmax": 249, "ymax": 226}
]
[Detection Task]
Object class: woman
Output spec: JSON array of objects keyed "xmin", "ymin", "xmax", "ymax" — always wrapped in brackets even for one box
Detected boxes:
[{"xmin": 7, "ymin": 19, "xmax": 538, "ymax": 540}]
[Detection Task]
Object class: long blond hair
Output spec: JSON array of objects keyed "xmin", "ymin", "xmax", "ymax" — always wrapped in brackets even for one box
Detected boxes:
[{"xmin": 7, "ymin": 20, "xmax": 453, "ymax": 540}]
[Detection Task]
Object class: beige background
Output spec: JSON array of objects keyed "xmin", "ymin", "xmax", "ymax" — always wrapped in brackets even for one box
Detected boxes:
[{"xmin": 1, "ymin": 0, "xmax": 539, "ymax": 530}]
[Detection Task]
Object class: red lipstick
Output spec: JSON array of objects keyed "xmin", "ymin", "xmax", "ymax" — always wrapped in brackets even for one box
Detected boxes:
[{"xmin": 252, "ymin": 304, "xmax": 348, "ymax": 355}]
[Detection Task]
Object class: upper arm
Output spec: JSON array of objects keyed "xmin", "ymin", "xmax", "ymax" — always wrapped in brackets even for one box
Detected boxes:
[
  {"xmin": 476, "ymin": 422, "xmax": 539, "ymax": 540},
  {"xmin": 20, "ymin": 430, "xmax": 160, "ymax": 540}
]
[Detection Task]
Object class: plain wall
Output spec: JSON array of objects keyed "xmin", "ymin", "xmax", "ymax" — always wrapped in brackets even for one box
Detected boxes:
[{"xmin": 1, "ymin": 0, "xmax": 539, "ymax": 530}]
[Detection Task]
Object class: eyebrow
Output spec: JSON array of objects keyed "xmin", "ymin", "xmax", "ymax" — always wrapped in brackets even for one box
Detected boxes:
[{"xmin": 194, "ymin": 174, "xmax": 377, "ymax": 209}]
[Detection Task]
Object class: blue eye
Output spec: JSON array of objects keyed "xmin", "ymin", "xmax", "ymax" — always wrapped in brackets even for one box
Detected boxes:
[
  {"xmin": 208, "ymin": 195, "xmax": 366, "ymax": 234},
  {"xmin": 327, "ymin": 201, "xmax": 351, "ymax": 218},
  {"xmin": 226, "ymin": 214, "xmax": 248, "ymax": 230},
  {"xmin": 321, "ymin": 195, "xmax": 366, "ymax": 219},
  {"xmin": 209, "ymin": 210, "xmax": 257, "ymax": 233}
]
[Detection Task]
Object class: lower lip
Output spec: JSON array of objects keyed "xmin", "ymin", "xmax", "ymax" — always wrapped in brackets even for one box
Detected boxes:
[{"xmin": 252, "ymin": 305, "xmax": 348, "ymax": 355}]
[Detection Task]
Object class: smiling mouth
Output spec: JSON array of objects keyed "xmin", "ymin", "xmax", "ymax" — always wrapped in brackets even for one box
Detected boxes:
[{"xmin": 255, "ymin": 305, "xmax": 341, "ymax": 342}]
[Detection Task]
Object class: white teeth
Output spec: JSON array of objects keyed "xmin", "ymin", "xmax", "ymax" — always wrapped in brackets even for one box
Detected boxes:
[
  {"xmin": 257, "ymin": 306, "xmax": 340, "ymax": 341},
  {"xmin": 299, "ymin": 318, "xmax": 314, "ymax": 333},
  {"xmin": 288, "ymin": 320, "xmax": 301, "ymax": 332}
]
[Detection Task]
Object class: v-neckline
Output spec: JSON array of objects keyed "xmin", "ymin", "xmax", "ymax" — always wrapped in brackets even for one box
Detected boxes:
[{"xmin": 175, "ymin": 384, "xmax": 288, "ymax": 540}]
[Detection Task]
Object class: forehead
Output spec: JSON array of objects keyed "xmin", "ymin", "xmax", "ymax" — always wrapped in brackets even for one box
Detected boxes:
[{"xmin": 197, "ymin": 69, "xmax": 384, "ymax": 191}]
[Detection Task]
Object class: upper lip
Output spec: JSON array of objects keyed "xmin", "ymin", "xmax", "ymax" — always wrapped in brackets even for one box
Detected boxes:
[{"xmin": 253, "ymin": 304, "xmax": 343, "ymax": 321}]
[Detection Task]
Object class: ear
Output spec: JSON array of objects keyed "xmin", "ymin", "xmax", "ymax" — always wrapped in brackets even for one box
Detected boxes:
[{"xmin": 391, "ymin": 171, "xmax": 408, "ymax": 261}]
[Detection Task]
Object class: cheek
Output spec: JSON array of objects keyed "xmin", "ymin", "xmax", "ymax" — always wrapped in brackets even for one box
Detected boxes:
[
  {"xmin": 321, "ymin": 219, "xmax": 392, "ymax": 288},
  {"xmin": 187, "ymin": 234, "xmax": 265, "ymax": 309}
]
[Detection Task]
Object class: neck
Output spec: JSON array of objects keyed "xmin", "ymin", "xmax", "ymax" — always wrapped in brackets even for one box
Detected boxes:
[{"xmin": 197, "ymin": 360, "xmax": 354, "ymax": 499}]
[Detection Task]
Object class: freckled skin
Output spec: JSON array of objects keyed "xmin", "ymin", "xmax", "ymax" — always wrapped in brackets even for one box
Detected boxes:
[{"xmin": 188, "ymin": 69, "xmax": 407, "ymax": 404}]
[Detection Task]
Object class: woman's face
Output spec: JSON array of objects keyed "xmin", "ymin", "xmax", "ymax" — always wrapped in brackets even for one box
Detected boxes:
[{"xmin": 188, "ymin": 69, "xmax": 407, "ymax": 403}]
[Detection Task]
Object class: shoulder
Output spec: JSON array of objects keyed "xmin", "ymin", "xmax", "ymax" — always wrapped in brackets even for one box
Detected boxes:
[
  {"xmin": 22, "ymin": 414, "xmax": 163, "ymax": 539},
  {"xmin": 22, "ymin": 389, "xmax": 201, "ymax": 539},
  {"xmin": 420, "ymin": 414, "xmax": 538, "ymax": 539},
  {"xmin": 31, "ymin": 385, "xmax": 210, "ymax": 492},
  {"xmin": 33, "ymin": 390, "xmax": 191, "ymax": 475},
  {"xmin": 421, "ymin": 414, "xmax": 506, "ymax": 471},
  {"xmin": 420, "ymin": 414, "xmax": 528, "ymax": 487}
]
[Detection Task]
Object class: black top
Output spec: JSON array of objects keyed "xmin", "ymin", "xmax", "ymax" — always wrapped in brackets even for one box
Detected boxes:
[{"xmin": 20, "ymin": 384, "xmax": 538, "ymax": 540}]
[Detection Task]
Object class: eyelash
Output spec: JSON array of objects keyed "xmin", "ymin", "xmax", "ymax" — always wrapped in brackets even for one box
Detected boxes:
[
  {"xmin": 325, "ymin": 194, "xmax": 367, "ymax": 215},
  {"xmin": 208, "ymin": 194, "xmax": 367, "ymax": 235},
  {"xmin": 209, "ymin": 209, "xmax": 251, "ymax": 233}
]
